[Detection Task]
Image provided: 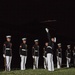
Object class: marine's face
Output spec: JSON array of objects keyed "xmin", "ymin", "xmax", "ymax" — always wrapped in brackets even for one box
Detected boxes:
[
  {"xmin": 51, "ymin": 38, "xmax": 54, "ymax": 42},
  {"xmin": 7, "ymin": 38, "xmax": 11, "ymax": 42},
  {"xmin": 35, "ymin": 42, "xmax": 38, "ymax": 45},
  {"xmin": 45, "ymin": 42, "xmax": 48, "ymax": 46},
  {"xmin": 23, "ymin": 40, "xmax": 26, "ymax": 44},
  {"xmin": 58, "ymin": 45, "xmax": 61, "ymax": 48}
]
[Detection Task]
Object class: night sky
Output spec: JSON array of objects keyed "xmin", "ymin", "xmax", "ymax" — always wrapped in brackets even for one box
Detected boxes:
[{"xmin": 0, "ymin": 0, "xmax": 75, "ymax": 70}]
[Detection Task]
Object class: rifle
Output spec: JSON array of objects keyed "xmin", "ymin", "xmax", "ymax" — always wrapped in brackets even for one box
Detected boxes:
[{"xmin": 4, "ymin": 57, "xmax": 6, "ymax": 71}]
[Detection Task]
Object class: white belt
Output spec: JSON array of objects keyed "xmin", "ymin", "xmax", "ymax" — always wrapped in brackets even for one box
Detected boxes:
[
  {"xmin": 22, "ymin": 49, "xmax": 27, "ymax": 51},
  {"xmin": 47, "ymin": 46, "xmax": 52, "ymax": 49},
  {"xmin": 6, "ymin": 48, "xmax": 10, "ymax": 50},
  {"xmin": 68, "ymin": 53, "xmax": 70, "ymax": 54},
  {"xmin": 35, "ymin": 50, "xmax": 38, "ymax": 52}
]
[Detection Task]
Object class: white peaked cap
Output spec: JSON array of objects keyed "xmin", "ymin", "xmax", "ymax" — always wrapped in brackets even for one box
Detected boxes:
[
  {"xmin": 34, "ymin": 39, "xmax": 38, "ymax": 42},
  {"xmin": 22, "ymin": 38, "xmax": 27, "ymax": 41},
  {"xmin": 6, "ymin": 35, "xmax": 11, "ymax": 38},
  {"xmin": 58, "ymin": 43, "xmax": 61, "ymax": 46},
  {"xmin": 54, "ymin": 37, "xmax": 56, "ymax": 43}
]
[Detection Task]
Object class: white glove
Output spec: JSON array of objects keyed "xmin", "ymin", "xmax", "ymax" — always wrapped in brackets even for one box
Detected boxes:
[
  {"xmin": 45, "ymin": 28, "xmax": 49, "ymax": 33},
  {"xmin": 20, "ymin": 55, "xmax": 22, "ymax": 57},
  {"xmin": 54, "ymin": 37, "xmax": 56, "ymax": 43},
  {"xmin": 32, "ymin": 56, "xmax": 35, "ymax": 58},
  {"xmin": 3, "ymin": 54, "xmax": 6, "ymax": 58}
]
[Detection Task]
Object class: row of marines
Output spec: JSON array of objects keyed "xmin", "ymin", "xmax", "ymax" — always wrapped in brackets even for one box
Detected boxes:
[{"xmin": 3, "ymin": 28, "xmax": 75, "ymax": 72}]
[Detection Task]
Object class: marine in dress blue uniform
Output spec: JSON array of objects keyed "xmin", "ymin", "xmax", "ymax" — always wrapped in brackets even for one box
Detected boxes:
[
  {"xmin": 66, "ymin": 45, "xmax": 71, "ymax": 68},
  {"xmin": 3, "ymin": 35, "xmax": 12, "ymax": 71},
  {"xmin": 43, "ymin": 42, "xmax": 48, "ymax": 69},
  {"xmin": 45, "ymin": 28, "xmax": 56, "ymax": 71},
  {"xmin": 32, "ymin": 39, "xmax": 39, "ymax": 70},
  {"xmin": 57, "ymin": 43, "xmax": 62, "ymax": 69},
  {"xmin": 19, "ymin": 38, "xmax": 27, "ymax": 70}
]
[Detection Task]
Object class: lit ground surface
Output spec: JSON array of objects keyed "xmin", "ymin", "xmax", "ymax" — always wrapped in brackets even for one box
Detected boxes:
[{"xmin": 0, "ymin": 68, "xmax": 75, "ymax": 75}]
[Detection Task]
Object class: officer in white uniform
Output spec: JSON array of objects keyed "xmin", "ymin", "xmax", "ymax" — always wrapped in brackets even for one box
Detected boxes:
[
  {"xmin": 43, "ymin": 42, "xmax": 48, "ymax": 69},
  {"xmin": 3, "ymin": 35, "xmax": 12, "ymax": 71},
  {"xmin": 19, "ymin": 38, "xmax": 27, "ymax": 70},
  {"xmin": 57, "ymin": 43, "xmax": 62, "ymax": 69},
  {"xmin": 66, "ymin": 45, "xmax": 71, "ymax": 68},
  {"xmin": 45, "ymin": 28, "xmax": 56, "ymax": 71},
  {"xmin": 32, "ymin": 39, "xmax": 39, "ymax": 70}
]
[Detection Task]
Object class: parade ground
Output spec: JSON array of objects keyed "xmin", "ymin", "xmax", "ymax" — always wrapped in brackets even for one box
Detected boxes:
[{"xmin": 0, "ymin": 68, "xmax": 75, "ymax": 75}]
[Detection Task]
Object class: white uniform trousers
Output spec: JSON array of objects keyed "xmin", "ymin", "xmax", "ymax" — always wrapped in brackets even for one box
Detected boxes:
[
  {"xmin": 33, "ymin": 56, "xmax": 39, "ymax": 69},
  {"xmin": 21, "ymin": 55, "xmax": 27, "ymax": 70},
  {"xmin": 57, "ymin": 56, "xmax": 62, "ymax": 69},
  {"xmin": 66, "ymin": 57, "xmax": 71, "ymax": 68},
  {"xmin": 6, "ymin": 56, "xmax": 12, "ymax": 71},
  {"xmin": 44, "ymin": 57, "xmax": 47, "ymax": 69},
  {"xmin": 47, "ymin": 53, "xmax": 54, "ymax": 71}
]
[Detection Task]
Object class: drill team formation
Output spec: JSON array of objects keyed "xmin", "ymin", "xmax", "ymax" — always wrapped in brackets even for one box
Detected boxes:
[{"xmin": 2, "ymin": 28, "xmax": 75, "ymax": 72}]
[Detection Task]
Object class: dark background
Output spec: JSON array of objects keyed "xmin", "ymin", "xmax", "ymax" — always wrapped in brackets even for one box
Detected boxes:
[{"xmin": 0, "ymin": 0, "xmax": 75, "ymax": 70}]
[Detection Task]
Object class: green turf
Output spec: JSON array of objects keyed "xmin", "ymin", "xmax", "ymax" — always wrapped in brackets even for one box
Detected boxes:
[{"xmin": 0, "ymin": 68, "xmax": 75, "ymax": 75}]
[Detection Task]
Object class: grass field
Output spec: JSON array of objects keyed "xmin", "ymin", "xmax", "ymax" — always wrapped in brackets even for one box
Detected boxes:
[{"xmin": 0, "ymin": 68, "xmax": 75, "ymax": 75}]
